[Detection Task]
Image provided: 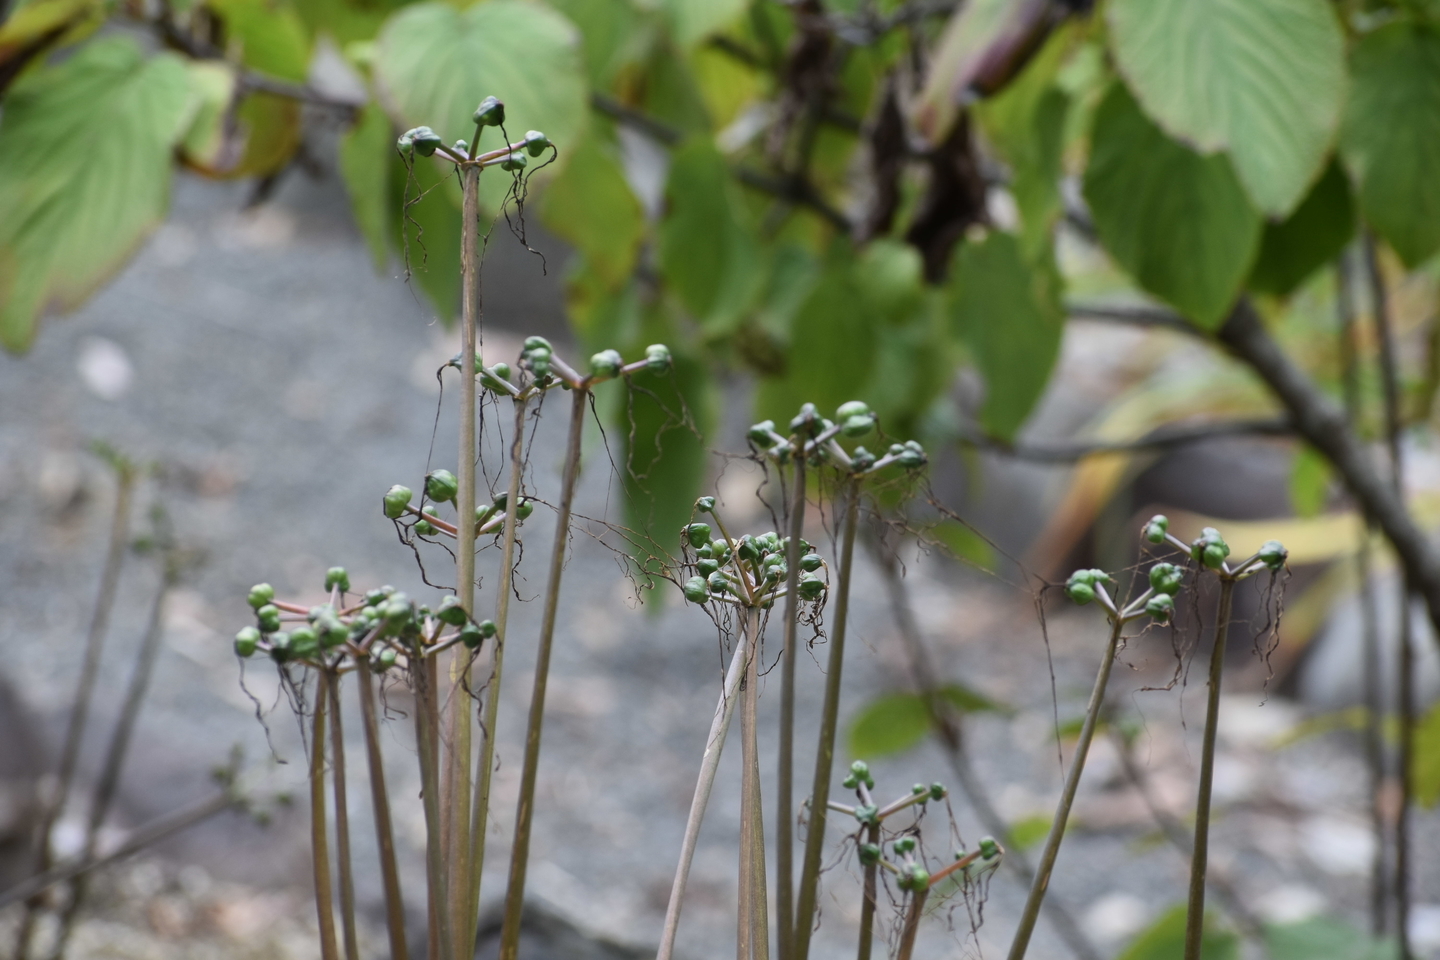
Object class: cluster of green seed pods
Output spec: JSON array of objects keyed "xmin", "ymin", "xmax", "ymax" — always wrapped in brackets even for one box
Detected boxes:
[
  {"xmin": 679, "ymin": 497, "xmax": 827, "ymax": 609},
  {"xmin": 748, "ymin": 400, "xmax": 926, "ymax": 474}
]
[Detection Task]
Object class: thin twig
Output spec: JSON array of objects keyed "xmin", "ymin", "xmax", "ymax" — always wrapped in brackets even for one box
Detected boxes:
[
  {"xmin": 956, "ymin": 418, "xmax": 1292, "ymax": 463},
  {"xmin": 327, "ymin": 671, "xmax": 359, "ymax": 960},
  {"xmin": 777, "ymin": 453, "xmax": 806, "ymax": 960},
  {"xmin": 740, "ymin": 606, "xmax": 770, "ymax": 960},
  {"xmin": 415, "ymin": 653, "xmax": 450, "ymax": 960},
  {"xmin": 356, "ymin": 662, "xmax": 409, "ymax": 960},
  {"xmin": 895, "ymin": 888, "xmax": 929, "ymax": 960},
  {"xmin": 311, "ymin": 674, "xmax": 341, "ymax": 960},
  {"xmin": 856, "ymin": 822, "xmax": 880, "ymax": 960}
]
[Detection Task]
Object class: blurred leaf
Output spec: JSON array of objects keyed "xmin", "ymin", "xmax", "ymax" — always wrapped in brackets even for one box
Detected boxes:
[
  {"xmin": 375, "ymin": 0, "xmax": 588, "ymax": 211},
  {"xmin": 949, "ymin": 230, "xmax": 1063, "ymax": 440},
  {"xmin": 1289, "ymin": 444, "xmax": 1332, "ymax": 519},
  {"xmin": 0, "ymin": 37, "xmax": 194, "ymax": 352},
  {"xmin": 931, "ymin": 519, "xmax": 996, "ymax": 571},
  {"xmin": 855, "ymin": 239, "xmax": 925, "ymax": 324},
  {"xmin": 1414, "ymin": 701, "xmax": 1440, "ymax": 808},
  {"xmin": 1340, "ymin": 21, "xmax": 1440, "ymax": 268},
  {"xmin": 1107, "ymin": 0, "xmax": 1345, "ymax": 218},
  {"xmin": 178, "ymin": 60, "xmax": 237, "ymax": 170},
  {"xmin": 691, "ymin": 43, "xmax": 761, "ymax": 131},
  {"xmin": 1083, "ymin": 83, "xmax": 1262, "ymax": 329},
  {"xmin": 659, "ymin": 0, "xmax": 747, "ymax": 48},
  {"xmin": 1249, "ymin": 160, "xmax": 1355, "ymax": 298},
  {"xmin": 1007, "ymin": 814, "xmax": 1052, "ymax": 851},
  {"xmin": 0, "ymin": 0, "xmax": 105, "ymax": 77},
  {"xmin": 540, "ymin": 132, "xmax": 644, "ymax": 289},
  {"xmin": 849, "ymin": 693, "xmax": 931, "ymax": 759},
  {"xmin": 1117, "ymin": 905, "xmax": 1238, "ymax": 960},
  {"xmin": 1264, "ymin": 917, "xmax": 1393, "ymax": 960},
  {"xmin": 389, "ymin": 154, "xmax": 461, "ymax": 321},
  {"xmin": 339, "ymin": 102, "xmax": 394, "ymax": 270},
  {"xmin": 658, "ymin": 138, "xmax": 761, "ymax": 334},
  {"xmin": 640, "ymin": 41, "xmax": 713, "ymax": 134},
  {"xmin": 230, "ymin": 92, "xmax": 302, "ymax": 177},
  {"xmin": 864, "ymin": 301, "xmax": 952, "ymax": 435},
  {"xmin": 547, "ymin": 0, "xmax": 654, "ymax": 90},
  {"xmin": 939, "ymin": 683, "xmax": 1005, "ymax": 714},
  {"xmin": 208, "ymin": 0, "xmax": 312, "ymax": 82},
  {"xmin": 292, "ymin": 0, "xmax": 396, "ymax": 46}
]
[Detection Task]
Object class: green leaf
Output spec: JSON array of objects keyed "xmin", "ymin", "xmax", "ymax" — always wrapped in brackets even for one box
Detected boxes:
[
  {"xmin": 912, "ymin": 0, "xmax": 1030, "ymax": 143},
  {"xmin": 0, "ymin": 37, "xmax": 194, "ymax": 352},
  {"xmin": 390, "ymin": 154, "xmax": 461, "ymax": 321},
  {"xmin": 208, "ymin": 0, "xmax": 313, "ymax": 82},
  {"xmin": 1006, "ymin": 815, "xmax": 1052, "ymax": 851},
  {"xmin": 939, "ymin": 683, "xmax": 1004, "ymax": 715},
  {"xmin": 541, "ymin": 132, "xmax": 644, "ymax": 290},
  {"xmin": 339, "ymin": 102, "xmax": 395, "ymax": 270},
  {"xmin": 1288, "ymin": 444, "xmax": 1332, "ymax": 519},
  {"xmin": 1265, "ymin": 918, "xmax": 1393, "ymax": 960},
  {"xmin": 546, "ymin": 0, "xmax": 655, "ymax": 90},
  {"xmin": 1340, "ymin": 21, "xmax": 1440, "ymax": 268},
  {"xmin": 932, "ymin": 519, "xmax": 996, "ymax": 571},
  {"xmin": 1083, "ymin": 83, "xmax": 1262, "ymax": 329},
  {"xmin": 1117, "ymin": 905, "xmax": 1238, "ymax": 960},
  {"xmin": 1248, "ymin": 160, "xmax": 1355, "ymax": 298},
  {"xmin": 658, "ymin": 139, "xmax": 761, "ymax": 334},
  {"xmin": 375, "ymin": 0, "xmax": 588, "ymax": 211},
  {"xmin": 659, "ymin": 0, "xmax": 746, "ymax": 48},
  {"xmin": 848, "ymin": 693, "xmax": 932, "ymax": 759},
  {"xmin": 1107, "ymin": 0, "xmax": 1345, "ymax": 218},
  {"xmin": 1413, "ymin": 700, "xmax": 1440, "ymax": 808},
  {"xmin": 948, "ymin": 231, "xmax": 1063, "ymax": 440}
]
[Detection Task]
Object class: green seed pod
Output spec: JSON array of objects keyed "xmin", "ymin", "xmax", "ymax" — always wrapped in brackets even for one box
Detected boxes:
[
  {"xmin": 747, "ymin": 420, "xmax": 777, "ymax": 446},
  {"xmin": 499, "ymin": 152, "xmax": 527, "ymax": 172},
  {"xmin": 908, "ymin": 867, "xmax": 930, "ymax": 891},
  {"xmin": 589, "ymin": 349, "xmax": 622, "ymax": 378},
  {"xmin": 683, "ymin": 576, "xmax": 710, "ymax": 604},
  {"xmin": 930, "ymin": 782, "xmax": 946, "ymax": 801},
  {"xmin": 529, "ymin": 355, "xmax": 551, "ymax": 379},
  {"xmin": 979, "ymin": 836, "xmax": 1000, "ymax": 860},
  {"xmin": 841, "ymin": 414, "xmax": 875, "ymax": 438},
  {"xmin": 481, "ymin": 363, "xmax": 512, "ymax": 391},
  {"xmin": 1145, "ymin": 593, "xmax": 1175, "ymax": 624},
  {"xmin": 707, "ymin": 571, "xmax": 729, "ymax": 595},
  {"xmin": 375, "ymin": 646, "xmax": 398, "ymax": 672},
  {"xmin": 1192, "ymin": 527, "xmax": 1230, "ymax": 569},
  {"xmin": 842, "ymin": 774, "xmax": 859, "ymax": 790},
  {"xmin": 269, "ymin": 631, "xmax": 292, "ymax": 663},
  {"xmin": 896, "ymin": 440, "xmax": 926, "ymax": 469},
  {"xmin": 473, "ymin": 96, "xmax": 505, "ymax": 127},
  {"xmin": 761, "ymin": 532, "xmax": 781, "ymax": 554},
  {"xmin": 894, "ymin": 836, "xmax": 916, "ymax": 854},
  {"xmin": 858, "ymin": 843, "xmax": 881, "ymax": 865},
  {"xmin": 695, "ymin": 496, "xmax": 716, "ymax": 513},
  {"xmin": 454, "ymin": 139, "xmax": 468, "ymax": 154},
  {"xmin": 415, "ymin": 518, "xmax": 437, "ymax": 537},
  {"xmin": 396, "ymin": 131, "xmax": 415, "ymax": 153},
  {"xmin": 836, "ymin": 400, "xmax": 871, "ymax": 421},
  {"xmin": 850, "ymin": 760, "xmax": 870, "ymax": 779},
  {"xmin": 1148, "ymin": 563, "xmax": 1183, "ymax": 596},
  {"xmin": 426, "ymin": 469, "xmax": 459, "ymax": 504},
  {"xmin": 737, "ymin": 536, "xmax": 760, "ymax": 563},
  {"xmin": 851, "ymin": 446, "xmax": 876, "ymax": 471},
  {"xmin": 459, "ymin": 622, "xmax": 485, "ymax": 649},
  {"xmin": 765, "ymin": 560, "xmax": 787, "ymax": 583},
  {"xmin": 234, "ymin": 627, "xmax": 260, "ymax": 658},
  {"xmin": 789, "ymin": 403, "xmax": 819, "ymax": 435},
  {"xmin": 290, "ymin": 627, "xmax": 319, "ymax": 659},
  {"xmin": 1142, "ymin": 514, "xmax": 1170, "ymax": 544},
  {"xmin": 476, "ymin": 503, "xmax": 494, "ymax": 526},
  {"xmin": 383, "ymin": 597, "xmax": 412, "ymax": 624},
  {"xmin": 1258, "ymin": 539, "xmax": 1288, "ymax": 571},
  {"xmin": 320, "ymin": 619, "xmax": 347, "ymax": 648},
  {"xmin": 799, "ymin": 553, "xmax": 823, "ymax": 572},
  {"xmin": 523, "ymin": 336, "xmax": 551, "ymax": 352},
  {"xmin": 710, "ymin": 539, "xmax": 732, "ymax": 563},
  {"xmin": 256, "ymin": 604, "xmax": 282, "ymax": 633},
  {"xmin": 437, "ymin": 596, "xmax": 468, "ymax": 626},
  {"xmin": 854, "ymin": 804, "xmax": 879, "ymax": 826},
  {"xmin": 477, "ymin": 619, "xmax": 497, "ymax": 639},
  {"xmin": 912, "ymin": 783, "xmax": 927, "ymax": 795},
  {"xmin": 522, "ymin": 130, "xmax": 551, "ymax": 157},
  {"xmin": 696, "ymin": 558, "xmax": 719, "ymax": 576},
  {"xmin": 324, "ymin": 567, "xmax": 350, "ymax": 593},
  {"xmin": 696, "ymin": 543, "xmax": 714, "ymax": 560},
  {"xmin": 515, "ymin": 499, "xmax": 534, "ymax": 521},
  {"xmin": 247, "ymin": 583, "xmax": 275, "ymax": 610},
  {"xmin": 797, "ymin": 574, "xmax": 825, "ymax": 600},
  {"xmin": 410, "ymin": 126, "xmax": 443, "ymax": 157},
  {"xmin": 684, "ymin": 522, "xmax": 712, "ymax": 549},
  {"xmin": 491, "ymin": 492, "xmax": 508, "ymax": 512},
  {"xmin": 645, "ymin": 343, "xmax": 671, "ymax": 371},
  {"xmin": 1064, "ymin": 580, "xmax": 1095, "ymax": 606},
  {"xmin": 384, "ymin": 484, "xmax": 413, "ymax": 520},
  {"xmin": 365, "ymin": 587, "xmax": 391, "ymax": 607}
]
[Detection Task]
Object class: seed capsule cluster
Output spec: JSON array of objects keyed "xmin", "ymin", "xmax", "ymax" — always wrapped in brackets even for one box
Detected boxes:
[
  {"xmin": 679, "ymin": 496, "xmax": 828, "ymax": 610},
  {"xmin": 747, "ymin": 400, "xmax": 927, "ymax": 475}
]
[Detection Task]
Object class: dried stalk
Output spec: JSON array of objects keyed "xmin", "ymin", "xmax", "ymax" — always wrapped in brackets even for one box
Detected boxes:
[
  {"xmin": 356, "ymin": 661, "xmax": 409, "ymax": 960},
  {"xmin": 777, "ymin": 452, "xmax": 805, "ymax": 959},
  {"xmin": 311, "ymin": 674, "xmax": 341, "ymax": 960},
  {"xmin": 327, "ymin": 671, "xmax": 359, "ymax": 960},
  {"xmin": 739, "ymin": 606, "xmax": 770, "ymax": 960}
]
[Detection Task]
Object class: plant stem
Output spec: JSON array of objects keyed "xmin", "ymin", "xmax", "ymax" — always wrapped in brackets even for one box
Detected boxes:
[
  {"xmin": 498, "ymin": 385, "xmax": 588, "ymax": 960},
  {"xmin": 415, "ymin": 652, "xmax": 451, "ymax": 960},
  {"xmin": 657, "ymin": 624, "xmax": 749, "ymax": 960},
  {"xmin": 1182, "ymin": 578, "xmax": 1234, "ymax": 960},
  {"xmin": 1006, "ymin": 613, "xmax": 1124, "ymax": 960},
  {"xmin": 794, "ymin": 478, "xmax": 861, "ymax": 960},
  {"xmin": 326, "ymin": 671, "xmax": 359, "ymax": 960},
  {"xmin": 469, "ymin": 398, "xmax": 526, "ymax": 927},
  {"xmin": 448, "ymin": 155, "xmax": 481, "ymax": 960},
  {"xmin": 896, "ymin": 888, "xmax": 929, "ymax": 960},
  {"xmin": 777, "ymin": 453, "xmax": 805, "ymax": 960},
  {"xmin": 14, "ymin": 461, "xmax": 134, "ymax": 960},
  {"xmin": 739, "ymin": 606, "xmax": 770, "ymax": 960},
  {"xmin": 311, "ymin": 673, "xmax": 341, "ymax": 960},
  {"xmin": 356, "ymin": 660, "xmax": 409, "ymax": 960},
  {"xmin": 856, "ymin": 822, "xmax": 879, "ymax": 960}
]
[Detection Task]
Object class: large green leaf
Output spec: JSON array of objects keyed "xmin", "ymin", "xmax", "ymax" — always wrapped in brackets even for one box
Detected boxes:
[
  {"xmin": 1248, "ymin": 160, "xmax": 1354, "ymax": 298},
  {"xmin": 389, "ymin": 153, "xmax": 462, "ymax": 321},
  {"xmin": 1265, "ymin": 918, "xmax": 1392, "ymax": 960},
  {"xmin": 660, "ymin": 0, "xmax": 747, "ymax": 48},
  {"xmin": 948, "ymin": 231, "xmax": 1063, "ymax": 440},
  {"xmin": 1117, "ymin": 906, "xmax": 1238, "ymax": 960},
  {"xmin": 0, "ymin": 37, "xmax": 194, "ymax": 352},
  {"xmin": 1340, "ymin": 21, "xmax": 1440, "ymax": 268},
  {"xmin": 208, "ymin": 0, "xmax": 312, "ymax": 82},
  {"xmin": 374, "ymin": 0, "xmax": 588, "ymax": 212},
  {"xmin": 1083, "ymin": 84, "xmax": 1262, "ymax": 330},
  {"xmin": 339, "ymin": 102, "xmax": 395, "ymax": 270},
  {"xmin": 548, "ymin": 0, "xmax": 655, "ymax": 90},
  {"xmin": 849, "ymin": 686, "xmax": 1002, "ymax": 759},
  {"xmin": 541, "ymin": 132, "xmax": 644, "ymax": 290},
  {"xmin": 1107, "ymin": 0, "xmax": 1345, "ymax": 218}
]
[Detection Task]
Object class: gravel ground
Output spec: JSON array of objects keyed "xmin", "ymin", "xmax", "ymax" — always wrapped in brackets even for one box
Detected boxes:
[{"xmin": 1, "ymin": 170, "xmax": 1437, "ymax": 960}]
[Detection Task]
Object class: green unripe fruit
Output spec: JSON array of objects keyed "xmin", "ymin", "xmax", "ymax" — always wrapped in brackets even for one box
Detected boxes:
[
  {"xmin": 707, "ymin": 571, "xmax": 729, "ymax": 595},
  {"xmin": 851, "ymin": 446, "xmax": 876, "ymax": 471},
  {"xmin": 799, "ymin": 553, "xmax": 823, "ymax": 572},
  {"xmin": 481, "ymin": 363, "xmax": 512, "ymax": 391},
  {"xmin": 515, "ymin": 499, "xmax": 534, "ymax": 521},
  {"xmin": 437, "ymin": 596, "xmax": 468, "ymax": 626},
  {"xmin": 415, "ymin": 518, "xmax": 437, "ymax": 537},
  {"xmin": 842, "ymin": 774, "xmax": 859, "ymax": 789},
  {"xmin": 696, "ymin": 544, "xmax": 714, "ymax": 560},
  {"xmin": 902, "ymin": 865, "xmax": 930, "ymax": 891},
  {"xmin": 396, "ymin": 131, "xmax": 414, "ymax": 152},
  {"xmin": 645, "ymin": 343, "xmax": 671, "ymax": 371},
  {"xmin": 748, "ymin": 421, "xmax": 776, "ymax": 446},
  {"xmin": 247, "ymin": 583, "xmax": 275, "ymax": 610},
  {"xmin": 1065, "ymin": 581, "xmax": 1095, "ymax": 605},
  {"xmin": 589, "ymin": 349, "xmax": 622, "ymax": 378},
  {"xmin": 912, "ymin": 783, "xmax": 927, "ymax": 795},
  {"xmin": 836, "ymin": 400, "xmax": 871, "ymax": 421},
  {"xmin": 1258, "ymin": 539, "xmax": 1288, "ymax": 570},
  {"xmin": 454, "ymin": 139, "xmax": 468, "ymax": 154},
  {"xmin": 383, "ymin": 597, "xmax": 412, "ymax": 624},
  {"xmin": 476, "ymin": 503, "xmax": 494, "ymax": 526},
  {"xmin": 798, "ymin": 574, "xmax": 825, "ymax": 600},
  {"xmin": 695, "ymin": 496, "xmax": 715, "ymax": 513},
  {"xmin": 1192, "ymin": 527, "xmax": 1230, "ymax": 569},
  {"xmin": 365, "ymin": 587, "xmax": 391, "ymax": 606},
  {"xmin": 523, "ymin": 336, "xmax": 551, "ymax": 352},
  {"xmin": 854, "ymin": 804, "xmax": 879, "ymax": 826},
  {"xmin": 850, "ymin": 760, "xmax": 870, "ymax": 779},
  {"xmin": 710, "ymin": 539, "xmax": 732, "ymax": 562},
  {"xmin": 374, "ymin": 646, "xmax": 397, "ymax": 672},
  {"xmin": 896, "ymin": 440, "xmax": 926, "ymax": 469},
  {"xmin": 256, "ymin": 604, "xmax": 282, "ymax": 633},
  {"xmin": 684, "ymin": 523, "xmax": 712, "ymax": 549},
  {"xmin": 697, "ymin": 559, "xmax": 719, "ymax": 576},
  {"xmin": 761, "ymin": 532, "xmax": 781, "ymax": 554},
  {"xmin": 319, "ymin": 620, "xmax": 347, "ymax": 649},
  {"xmin": 894, "ymin": 836, "xmax": 916, "ymax": 854},
  {"xmin": 765, "ymin": 560, "xmax": 787, "ymax": 583},
  {"xmin": 384, "ymin": 485, "xmax": 413, "ymax": 520},
  {"xmin": 789, "ymin": 403, "xmax": 819, "ymax": 434},
  {"xmin": 930, "ymin": 782, "xmax": 946, "ymax": 801},
  {"xmin": 979, "ymin": 836, "xmax": 1000, "ymax": 860},
  {"xmin": 523, "ymin": 130, "xmax": 551, "ymax": 156},
  {"xmin": 491, "ymin": 492, "xmax": 508, "ymax": 512},
  {"xmin": 426, "ymin": 469, "xmax": 459, "ymax": 504},
  {"xmin": 1143, "ymin": 514, "xmax": 1170, "ymax": 544},
  {"xmin": 477, "ymin": 619, "xmax": 497, "ymax": 639},
  {"xmin": 290, "ymin": 627, "xmax": 319, "ymax": 659},
  {"xmin": 409, "ymin": 126, "xmax": 442, "ymax": 156},
  {"xmin": 1145, "ymin": 593, "xmax": 1175, "ymax": 623},
  {"xmin": 268, "ymin": 632, "xmax": 292, "ymax": 662},
  {"xmin": 1148, "ymin": 563, "xmax": 1183, "ymax": 596},
  {"xmin": 737, "ymin": 537, "xmax": 759, "ymax": 563},
  {"xmin": 459, "ymin": 622, "xmax": 485, "ymax": 649},
  {"xmin": 234, "ymin": 627, "xmax": 260, "ymax": 658},
  {"xmin": 859, "ymin": 843, "xmax": 881, "ymax": 865},
  {"xmin": 473, "ymin": 96, "xmax": 504, "ymax": 127},
  {"xmin": 499, "ymin": 152, "xmax": 527, "ymax": 172},
  {"xmin": 683, "ymin": 576, "xmax": 710, "ymax": 604},
  {"xmin": 324, "ymin": 567, "xmax": 350, "ymax": 593},
  {"xmin": 841, "ymin": 414, "xmax": 875, "ymax": 438}
]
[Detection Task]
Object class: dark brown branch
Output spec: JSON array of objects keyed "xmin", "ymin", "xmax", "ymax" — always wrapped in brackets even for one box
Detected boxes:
[
  {"xmin": 734, "ymin": 167, "xmax": 852, "ymax": 232},
  {"xmin": 959, "ymin": 417, "xmax": 1292, "ymax": 463},
  {"xmin": 1066, "ymin": 302, "xmax": 1201, "ymax": 337},
  {"xmin": 590, "ymin": 94, "xmax": 682, "ymax": 145}
]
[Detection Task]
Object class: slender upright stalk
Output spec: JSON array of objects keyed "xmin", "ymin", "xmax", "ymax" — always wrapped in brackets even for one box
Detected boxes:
[
  {"xmin": 1006, "ymin": 614, "xmax": 1124, "ymax": 960},
  {"xmin": 896, "ymin": 889, "xmax": 929, "ymax": 960},
  {"xmin": 739, "ymin": 607, "xmax": 770, "ymax": 960},
  {"xmin": 311, "ymin": 675, "xmax": 341, "ymax": 960},
  {"xmin": 414, "ymin": 652, "xmax": 451, "ymax": 960},
  {"xmin": 448, "ymin": 155, "xmax": 481, "ymax": 960},
  {"xmin": 499, "ymin": 385, "xmax": 588, "ymax": 959},
  {"xmin": 468, "ymin": 399, "xmax": 527, "ymax": 925},
  {"xmin": 327, "ymin": 671, "xmax": 359, "ymax": 960},
  {"xmin": 356, "ymin": 661, "xmax": 409, "ymax": 960},
  {"xmin": 794, "ymin": 479, "xmax": 860, "ymax": 960},
  {"xmin": 856, "ymin": 822, "xmax": 880, "ymax": 960},
  {"xmin": 777, "ymin": 453, "xmax": 805, "ymax": 960},
  {"xmin": 1182, "ymin": 579, "xmax": 1235, "ymax": 960},
  {"xmin": 657, "ymin": 629, "xmax": 749, "ymax": 960}
]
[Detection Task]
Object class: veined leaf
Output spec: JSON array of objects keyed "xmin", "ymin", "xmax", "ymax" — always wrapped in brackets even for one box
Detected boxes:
[
  {"xmin": 659, "ymin": 0, "xmax": 747, "ymax": 49},
  {"xmin": 0, "ymin": 37, "xmax": 194, "ymax": 352},
  {"xmin": 375, "ymin": 0, "xmax": 588, "ymax": 212},
  {"xmin": 339, "ymin": 102, "xmax": 395, "ymax": 270},
  {"xmin": 1083, "ymin": 83, "xmax": 1262, "ymax": 329},
  {"xmin": 540, "ymin": 132, "xmax": 644, "ymax": 290},
  {"xmin": 1340, "ymin": 21, "xmax": 1440, "ymax": 268},
  {"xmin": 1248, "ymin": 160, "xmax": 1355, "ymax": 298},
  {"xmin": 547, "ymin": 0, "xmax": 655, "ymax": 90},
  {"xmin": 849, "ymin": 693, "xmax": 931, "ymax": 759},
  {"xmin": 1107, "ymin": 0, "xmax": 1345, "ymax": 218},
  {"xmin": 1117, "ymin": 905, "xmax": 1238, "ymax": 960}
]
